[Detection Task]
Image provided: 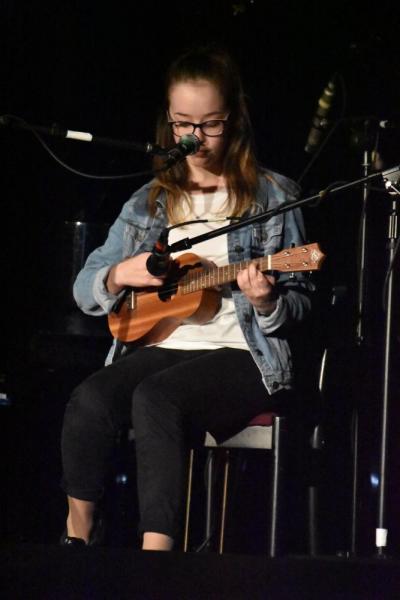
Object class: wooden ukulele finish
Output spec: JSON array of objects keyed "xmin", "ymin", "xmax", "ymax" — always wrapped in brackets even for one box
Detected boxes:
[{"xmin": 108, "ymin": 243, "xmax": 325, "ymax": 344}]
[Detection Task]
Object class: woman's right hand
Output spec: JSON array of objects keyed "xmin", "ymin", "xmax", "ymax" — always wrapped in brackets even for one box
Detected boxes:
[{"xmin": 106, "ymin": 252, "xmax": 168, "ymax": 295}]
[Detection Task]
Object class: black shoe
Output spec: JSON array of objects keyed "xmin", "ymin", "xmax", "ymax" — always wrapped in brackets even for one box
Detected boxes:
[
  {"xmin": 61, "ymin": 535, "xmax": 86, "ymax": 547},
  {"xmin": 60, "ymin": 513, "xmax": 105, "ymax": 547}
]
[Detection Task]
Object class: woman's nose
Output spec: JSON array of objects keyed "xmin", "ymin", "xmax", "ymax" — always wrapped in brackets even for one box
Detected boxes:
[{"xmin": 193, "ymin": 124, "xmax": 207, "ymax": 141}]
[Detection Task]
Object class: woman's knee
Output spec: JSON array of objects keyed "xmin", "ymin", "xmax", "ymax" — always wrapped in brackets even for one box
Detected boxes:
[
  {"xmin": 132, "ymin": 378, "xmax": 160, "ymax": 417},
  {"xmin": 131, "ymin": 376, "xmax": 181, "ymax": 429},
  {"xmin": 64, "ymin": 377, "xmax": 112, "ymax": 430}
]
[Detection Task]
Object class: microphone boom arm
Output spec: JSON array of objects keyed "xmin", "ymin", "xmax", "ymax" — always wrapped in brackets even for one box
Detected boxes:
[
  {"xmin": 167, "ymin": 167, "xmax": 399, "ymax": 253},
  {"xmin": 0, "ymin": 114, "xmax": 166, "ymax": 155}
]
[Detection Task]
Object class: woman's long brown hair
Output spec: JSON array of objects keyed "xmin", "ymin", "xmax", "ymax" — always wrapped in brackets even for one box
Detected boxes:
[{"xmin": 148, "ymin": 45, "xmax": 262, "ymax": 223}]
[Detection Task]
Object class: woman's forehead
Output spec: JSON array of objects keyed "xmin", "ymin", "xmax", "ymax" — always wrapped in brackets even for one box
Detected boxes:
[{"xmin": 168, "ymin": 80, "xmax": 226, "ymax": 116}]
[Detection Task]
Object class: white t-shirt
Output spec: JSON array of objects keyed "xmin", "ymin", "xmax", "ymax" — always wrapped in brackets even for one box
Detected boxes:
[{"xmin": 155, "ymin": 190, "xmax": 249, "ymax": 351}]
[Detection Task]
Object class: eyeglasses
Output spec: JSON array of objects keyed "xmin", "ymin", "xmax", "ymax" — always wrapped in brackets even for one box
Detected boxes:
[{"xmin": 168, "ymin": 118, "xmax": 229, "ymax": 137}]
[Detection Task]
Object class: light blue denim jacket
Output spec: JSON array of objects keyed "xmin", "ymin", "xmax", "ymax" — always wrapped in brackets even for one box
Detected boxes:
[{"xmin": 73, "ymin": 170, "xmax": 314, "ymax": 393}]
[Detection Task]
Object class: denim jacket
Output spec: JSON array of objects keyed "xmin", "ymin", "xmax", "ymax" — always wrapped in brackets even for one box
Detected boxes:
[{"xmin": 73, "ymin": 170, "xmax": 314, "ymax": 393}]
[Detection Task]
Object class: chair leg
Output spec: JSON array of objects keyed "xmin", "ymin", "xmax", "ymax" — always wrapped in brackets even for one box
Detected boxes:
[
  {"xmin": 218, "ymin": 449, "xmax": 230, "ymax": 554},
  {"xmin": 268, "ymin": 416, "xmax": 288, "ymax": 557},
  {"xmin": 183, "ymin": 448, "xmax": 194, "ymax": 552},
  {"xmin": 204, "ymin": 450, "xmax": 214, "ymax": 548},
  {"xmin": 202, "ymin": 449, "xmax": 231, "ymax": 554},
  {"xmin": 308, "ymin": 423, "xmax": 324, "ymax": 555},
  {"xmin": 308, "ymin": 485, "xmax": 319, "ymax": 554}
]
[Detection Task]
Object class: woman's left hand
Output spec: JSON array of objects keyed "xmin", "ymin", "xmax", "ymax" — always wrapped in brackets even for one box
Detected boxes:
[{"xmin": 237, "ymin": 263, "xmax": 278, "ymax": 316}]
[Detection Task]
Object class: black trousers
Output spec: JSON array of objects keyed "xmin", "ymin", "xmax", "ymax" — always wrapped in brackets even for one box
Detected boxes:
[{"xmin": 61, "ymin": 346, "xmax": 294, "ymax": 539}]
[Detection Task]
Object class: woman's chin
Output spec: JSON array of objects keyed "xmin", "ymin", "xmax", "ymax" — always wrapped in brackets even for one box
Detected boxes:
[{"xmin": 190, "ymin": 153, "xmax": 212, "ymax": 167}]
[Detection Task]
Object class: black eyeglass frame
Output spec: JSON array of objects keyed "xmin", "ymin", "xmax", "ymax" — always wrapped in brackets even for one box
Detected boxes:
[{"xmin": 167, "ymin": 118, "xmax": 230, "ymax": 137}]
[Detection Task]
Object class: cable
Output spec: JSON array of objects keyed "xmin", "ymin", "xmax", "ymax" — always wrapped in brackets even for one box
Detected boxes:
[{"xmin": 1, "ymin": 114, "xmax": 173, "ymax": 180}]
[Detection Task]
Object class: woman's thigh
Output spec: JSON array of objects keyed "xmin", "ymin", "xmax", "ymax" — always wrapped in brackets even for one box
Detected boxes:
[
  {"xmin": 131, "ymin": 347, "xmax": 292, "ymax": 442},
  {"xmin": 70, "ymin": 346, "xmax": 210, "ymax": 428}
]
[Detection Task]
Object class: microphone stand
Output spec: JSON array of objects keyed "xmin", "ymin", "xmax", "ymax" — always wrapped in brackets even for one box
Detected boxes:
[
  {"xmin": 376, "ymin": 178, "xmax": 400, "ymax": 557},
  {"xmin": 146, "ymin": 166, "xmax": 399, "ymax": 558},
  {"xmin": 347, "ymin": 119, "xmax": 398, "ymax": 558},
  {"xmin": 349, "ymin": 139, "xmax": 373, "ymax": 558},
  {"xmin": 297, "ymin": 114, "xmax": 394, "ymax": 556}
]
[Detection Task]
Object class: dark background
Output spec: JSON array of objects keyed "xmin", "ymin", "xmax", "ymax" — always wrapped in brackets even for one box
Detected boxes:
[{"xmin": 1, "ymin": 1, "xmax": 399, "ymax": 556}]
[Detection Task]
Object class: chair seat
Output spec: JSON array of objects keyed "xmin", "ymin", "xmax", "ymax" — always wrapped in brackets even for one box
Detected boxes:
[{"xmin": 204, "ymin": 412, "xmax": 276, "ymax": 449}]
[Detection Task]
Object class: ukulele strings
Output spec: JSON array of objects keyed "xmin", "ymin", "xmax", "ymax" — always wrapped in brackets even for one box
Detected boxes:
[{"xmin": 144, "ymin": 256, "xmax": 265, "ymax": 297}]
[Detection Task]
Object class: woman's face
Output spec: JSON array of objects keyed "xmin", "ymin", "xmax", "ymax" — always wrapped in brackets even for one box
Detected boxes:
[{"xmin": 168, "ymin": 79, "xmax": 229, "ymax": 174}]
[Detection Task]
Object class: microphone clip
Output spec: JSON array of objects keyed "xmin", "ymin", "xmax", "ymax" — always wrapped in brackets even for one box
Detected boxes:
[{"xmin": 146, "ymin": 228, "xmax": 171, "ymax": 276}]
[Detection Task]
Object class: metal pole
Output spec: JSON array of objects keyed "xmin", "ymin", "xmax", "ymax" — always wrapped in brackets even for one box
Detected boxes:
[
  {"xmin": 376, "ymin": 195, "xmax": 398, "ymax": 555},
  {"xmin": 350, "ymin": 147, "xmax": 371, "ymax": 554}
]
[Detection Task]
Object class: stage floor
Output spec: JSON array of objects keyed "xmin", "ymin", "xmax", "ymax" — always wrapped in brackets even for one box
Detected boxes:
[{"xmin": 0, "ymin": 543, "xmax": 399, "ymax": 599}]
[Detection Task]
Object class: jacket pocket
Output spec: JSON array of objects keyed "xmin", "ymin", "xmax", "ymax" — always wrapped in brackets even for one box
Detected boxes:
[{"xmin": 251, "ymin": 221, "xmax": 283, "ymax": 256}]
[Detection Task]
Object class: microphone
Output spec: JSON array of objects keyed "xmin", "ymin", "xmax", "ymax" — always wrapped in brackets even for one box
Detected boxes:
[
  {"xmin": 146, "ymin": 228, "xmax": 171, "ymax": 276},
  {"xmin": 304, "ymin": 77, "xmax": 336, "ymax": 154},
  {"xmin": 164, "ymin": 133, "xmax": 201, "ymax": 167}
]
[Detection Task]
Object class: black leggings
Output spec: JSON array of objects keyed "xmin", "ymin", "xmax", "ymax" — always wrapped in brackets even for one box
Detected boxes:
[{"xmin": 61, "ymin": 346, "xmax": 293, "ymax": 539}]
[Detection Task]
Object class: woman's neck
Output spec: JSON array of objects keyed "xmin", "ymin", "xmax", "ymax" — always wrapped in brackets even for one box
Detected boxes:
[
  {"xmin": 186, "ymin": 182, "xmax": 226, "ymax": 195},
  {"xmin": 186, "ymin": 167, "xmax": 226, "ymax": 194}
]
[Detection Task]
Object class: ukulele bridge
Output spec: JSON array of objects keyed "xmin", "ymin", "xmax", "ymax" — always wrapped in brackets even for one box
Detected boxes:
[{"xmin": 126, "ymin": 290, "xmax": 136, "ymax": 310}]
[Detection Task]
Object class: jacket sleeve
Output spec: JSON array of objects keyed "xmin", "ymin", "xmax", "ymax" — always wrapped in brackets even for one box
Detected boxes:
[
  {"xmin": 72, "ymin": 208, "xmax": 128, "ymax": 316},
  {"xmin": 254, "ymin": 174, "xmax": 315, "ymax": 334}
]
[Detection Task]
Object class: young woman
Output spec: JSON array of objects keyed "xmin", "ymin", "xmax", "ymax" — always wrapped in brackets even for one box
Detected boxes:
[{"xmin": 60, "ymin": 45, "xmax": 314, "ymax": 551}]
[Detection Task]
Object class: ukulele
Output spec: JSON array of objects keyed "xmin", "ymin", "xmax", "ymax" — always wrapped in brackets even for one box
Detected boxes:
[{"xmin": 108, "ymin": 243, "xmax": 325, "ymax": 344}]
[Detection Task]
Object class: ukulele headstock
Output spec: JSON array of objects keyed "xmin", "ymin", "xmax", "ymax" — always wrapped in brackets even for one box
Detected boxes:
[{"xmin": 271, "ymin": 243, "xmax": 326, "ymax": 272}]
